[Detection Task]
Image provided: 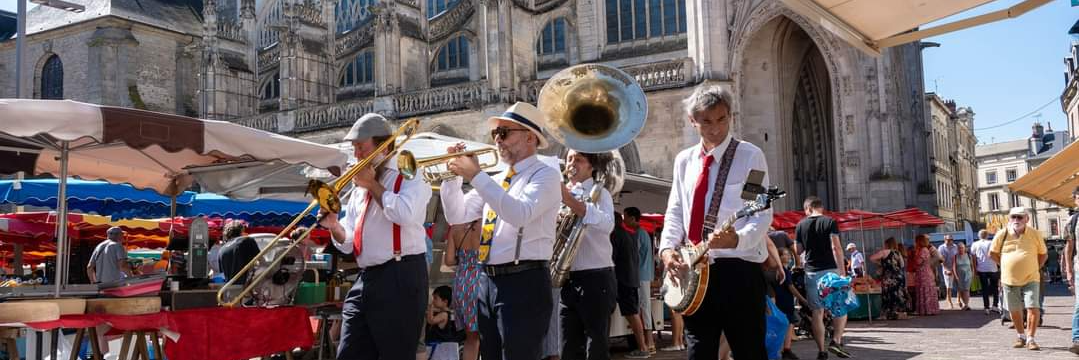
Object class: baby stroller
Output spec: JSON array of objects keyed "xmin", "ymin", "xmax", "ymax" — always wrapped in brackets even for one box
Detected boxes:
[{"xmin": 791, "ymin": 268, "xmax": 833, "ymax": 341}]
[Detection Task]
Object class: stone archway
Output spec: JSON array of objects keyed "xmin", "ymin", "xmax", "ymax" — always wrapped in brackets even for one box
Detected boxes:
[{"xmin": 736, "ymin": 16, "xmax": 838, "ymax": 211}]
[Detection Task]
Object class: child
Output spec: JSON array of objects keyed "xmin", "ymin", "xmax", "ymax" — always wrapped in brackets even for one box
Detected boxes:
[
  {"xmin": 426, "ymin": 286, "xmax": 462, "ymax": 359},
  {"xmin": 774, "ymin": 248, "xmax": 809, "ymax": 360}
]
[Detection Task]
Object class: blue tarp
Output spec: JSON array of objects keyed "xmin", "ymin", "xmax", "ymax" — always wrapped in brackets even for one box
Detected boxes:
[
  {"xmin": 187, "ymin": 193, "xmax": 316, "ymax": 226},
  {"xmin": 0, "ymin": 179, "xmax": 195, "ymax": 219}
]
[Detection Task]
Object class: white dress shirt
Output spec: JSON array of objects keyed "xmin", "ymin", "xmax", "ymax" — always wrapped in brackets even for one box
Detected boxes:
[
  {"xmin": 441, "ymin": 154, "xmax": 562, "ymax": 265},
  {"xmin": 658, "ymin": 135, "xmax": 773, "ymax": 263},
  {"xmin": 566, "ymin": 178, "xmax": 616, "ymax": 271},
  {"xmin": 331, "ymin": 156, "xmax": 433, "ymax": 268}
]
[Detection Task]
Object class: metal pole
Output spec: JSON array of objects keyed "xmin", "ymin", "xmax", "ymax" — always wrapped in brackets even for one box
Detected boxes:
[
  {"xmin": 859, "ymin": 216, "xmax": 871, "ymax": 324},
  {"xmin": 53, "ymin": 141, "xmax": 69, "ymax": 297},
  {"xmin": 15, "ymin": 0, "xmax": 25, "ymax": 98}
]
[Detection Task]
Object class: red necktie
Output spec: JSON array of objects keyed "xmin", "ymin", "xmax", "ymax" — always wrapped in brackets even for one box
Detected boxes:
[
  {"xmin": 352, "ymin": 193, "xmax": 373, "ymax": 257},
  {"xmin": 687, "ymin": 154, "xmax": 714, "ymax": 244}
]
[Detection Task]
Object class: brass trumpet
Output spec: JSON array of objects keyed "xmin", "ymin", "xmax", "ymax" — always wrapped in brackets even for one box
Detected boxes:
[
  {"xmin": 414, "ymin": 148, "xmax": 499, "ymax": 184},
  {"xmin": 217, "ymin": 118, "xmax": 421, "ymax": 307}
]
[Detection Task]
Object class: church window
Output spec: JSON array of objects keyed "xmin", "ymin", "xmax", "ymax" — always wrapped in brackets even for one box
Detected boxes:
[
  {"xmin": 340, "ymin": 51, "xmax": 375, "ymax": 87},
  {"xmin": 605, "ymin": 0, "xmax": 685, "ymax": 44},
  {"xmin": 435, "ymin": 36, "xmax": 469, "ymax": 72},
  {"xmin": 262, "ymin": 73, "xmax": 280, "ymax": 100},
  {"xmin": 41, "ymin": 55, "xmax": 63, "ymax": 100},
  {"xmin": 337, "ymin": 0, "xmax": 378, "ymax": 33},
  {"xmin": 536, "ymin": 18, "xmax": 567, "ymax": 55},
  {"xmin": 427, "ymin": 0, "xmax": 459, "ymax": 19}
]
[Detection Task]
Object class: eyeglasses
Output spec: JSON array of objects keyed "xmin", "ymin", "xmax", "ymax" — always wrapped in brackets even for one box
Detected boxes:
[
  {"xmin": 490, "ymin": 127, "xmax": 530, "ymax": 140},
  {"xmin": 1009, "ymin": 215, "xmax": 1026, "ymax": 220}
]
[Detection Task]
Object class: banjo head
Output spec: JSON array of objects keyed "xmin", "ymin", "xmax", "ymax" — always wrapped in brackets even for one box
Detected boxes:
[{"xmin": 663, "ymin": 246, "xmax": 709, "ymax": 314}]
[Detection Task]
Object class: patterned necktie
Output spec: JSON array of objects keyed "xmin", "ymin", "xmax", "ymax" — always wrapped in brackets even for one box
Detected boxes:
[
  {"xmin": 352, "ymin": 193, "xmax": 373, "ymax": 257},
  {"xmin": 687, "ymin": 154, "xmax": 714, "ymax": 245},
  {"xmin": 478, "ymin": 168, "xmax": 515, "ymax": 262}
]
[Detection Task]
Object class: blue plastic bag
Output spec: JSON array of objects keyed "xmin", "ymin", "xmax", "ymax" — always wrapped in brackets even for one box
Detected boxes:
[
  {"xmin": 817, "ymin": 272, "xmax": 859, "ymax": 317},
  {"xmin": 764, "ymin": 296, "xmax": 789, "ymax": 360}
]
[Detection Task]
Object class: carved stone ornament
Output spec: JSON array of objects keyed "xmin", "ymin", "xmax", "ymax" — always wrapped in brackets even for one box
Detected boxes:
[
  {"xmin": 428, "ymin": 0, "xmax": 474, "ymax": 41},
  {"xmin": 335, "ymin": 23, "xmax": 375, "ymax": 56}
]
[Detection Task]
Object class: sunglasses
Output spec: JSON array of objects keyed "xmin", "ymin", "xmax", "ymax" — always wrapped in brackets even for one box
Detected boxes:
[
  {"xmin": 1009, "ymin": 215, "xmax": 1026, "ymax": 220},
  {"xmin": 490, "ymin": 127, "xmax": 530, "ymax": 140}
]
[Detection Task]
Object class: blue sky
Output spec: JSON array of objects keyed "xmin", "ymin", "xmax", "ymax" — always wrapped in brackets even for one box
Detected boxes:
[
  {"xmin": 923, "ymin": 0, "xmax": 1078, "ymax": 145},
  {"xmin": 2, "ymin": 0, "xmax": 1076, "ymax": 146}
]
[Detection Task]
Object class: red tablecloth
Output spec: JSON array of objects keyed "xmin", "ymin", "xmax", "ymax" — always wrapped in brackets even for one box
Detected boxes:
[
  {"xmin": 165, "ymin": 307, "xmax": 314, "ymax": 360},
  {"xmin": 25, "ymin": 307, "xmax": 314, "ymax": 360}
]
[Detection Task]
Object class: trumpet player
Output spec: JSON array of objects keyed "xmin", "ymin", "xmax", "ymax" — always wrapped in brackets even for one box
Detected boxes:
[
  {"xmin": 317, "ymin": 114, "xmax": 432, "ymax": 360},
  {"xmin": 441, "ymin": 102, "xmax": 562, "ymax": 360},
  {"xmin": 557, "ymin": 150, "xmax": 617, "ymax": 360}
]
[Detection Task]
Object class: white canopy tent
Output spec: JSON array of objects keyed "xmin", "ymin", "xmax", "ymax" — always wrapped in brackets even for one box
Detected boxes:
[{"xmin": 779, "ymin": 0, "xmax": 1051, "ymax": 55}]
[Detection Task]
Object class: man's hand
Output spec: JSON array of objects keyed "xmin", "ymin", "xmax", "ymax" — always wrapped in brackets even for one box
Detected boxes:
[
  {"xmin": 776, "ymin": 268, "xmax": 786, "ymax": 284},
  {"xmin": 662, "ymin": 249, "xmax": 688, "ymax": 280},
  {"xmin": 352, "ymin": 164, "xmax": 379, "ymax": 190},
  {"xmin": 318, "ymin": 210, "xmax": 340, "ymax": 229},
  {"xmin": 707, "ymin": 228, "xmax": 739, "ymax": 249},
  {"xmin": 446, "ymin": 143, "xmax": 482, "ymax": 181}
]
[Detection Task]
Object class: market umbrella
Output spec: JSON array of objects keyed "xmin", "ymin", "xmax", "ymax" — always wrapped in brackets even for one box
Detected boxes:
[
  {"xmin": 0, "ymin": 179, "xmax": 196, "ymax": 219},
  {"xmin": 0, "ymin": 99, "xmax": 347, "ymax": 296}
]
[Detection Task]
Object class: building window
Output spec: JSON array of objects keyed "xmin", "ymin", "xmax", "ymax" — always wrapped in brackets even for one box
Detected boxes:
[
  {"xmin": 41, "ymin": 55, "xmax": 63, "ymax": 100},
  {"xmin": 1009, "ymin": 193, "xmax": 1021, "ymax": 208},
  {"xmin": 985, "ymin": 171, "xmax": 997, "ymax": 185},
  {"xmin": 537, "ymin": 18, "xmax": 567, "ymax": 55},
  {"xmin": 605, "ymin": 0, "xmax": 685, "ymax": 44},
  {"xmin": 337, "ymin": 0, "xmax": 378, "ymax": 33},
  {"xmin": 261, "ymin": 73, "xmax": 280, "ymax": 100},
  {"xmin": 1050, "ymin": 218, "xmax": 1060, "ymax": 237},
  {"xmin": 1006, "ymin": 168, "xmax": 1017, "ymax": 182},
  {"xmin": 339, "ymin": 52, "xmax": 375, "ymax": 87},
  {"xmin": 988, "ymin": 193, "xmax": 1000, "ymax": 211},
  {"xmin": 427, "ymin": 0, "xmax": 458, "ymax": 19},
  {"xmin": 435, "ymin": 36, "xmax": 469, "ymax": 72}
]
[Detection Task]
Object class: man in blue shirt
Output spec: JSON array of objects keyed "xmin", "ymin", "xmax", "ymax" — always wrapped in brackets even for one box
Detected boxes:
[{"xmin": 624, "ymin": 207, "xmax": 656, "ymax": 354}]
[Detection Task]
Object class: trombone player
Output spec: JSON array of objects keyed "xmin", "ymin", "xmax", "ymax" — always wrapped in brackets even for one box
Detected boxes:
[
  {"xmin": 317, "ymin": 114, "xmax": 432, "ymax": 360},
  {"xmin": 442, "ymin": 102, "xmax": 562, "ymax": 360},
  {"xmin": 557, "ymin": 150, "xmax": 617, "ymax": 360}
]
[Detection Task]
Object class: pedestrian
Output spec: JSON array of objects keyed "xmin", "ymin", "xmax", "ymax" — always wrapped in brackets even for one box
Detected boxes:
[
  {"xmin": 971, "ymin": 229, "xmax": 1001, "ymax": 315},
  {"xmin": 612, "ymin": 212, "xmax": 650, "ymax": 359},
  {"xmin": 912, "ymin": 234, "xmax": 941, "ymax": 316},
  {"xmin": 442, "ymin": 220, "xmax": 482, "ymax": 360},
  {"xmin": 869, "ymin": 237, "xmax": 908, "ymax": 320},
  {"xmin": 87, "ymin": 226, "xmax": 133, "ymax": 284},
  {"xmin": 794, "ymin": 196, "xmax": 850, "ymax": 359},
  {"xmin": 846, "ymin": 243, "xmax": 864, "ymax": 278},
  {"xmin": 905, "ymin": 244, "xmax": 919, "ymax": 313},
  {"xmin": 624, "ymin": 206, "xmax": 657, "ymax": 355},
  {"xmin": 937, "ymin": 235, "xmax": 959, "ymax": 310},
  {"xmin": 1063, "ymin": 186, "xmax": 1079, "ymax": 354},
  {"xmin": 953, "ymin": 243, "xmax": 973, "ymax": 311},
  {"xmin": 774, "ymin": 247, "xmax": 808, "ymax": 359},
  {"xmin": 990, "ymin": 207, "xmax": 1048, "ymax": 351}
]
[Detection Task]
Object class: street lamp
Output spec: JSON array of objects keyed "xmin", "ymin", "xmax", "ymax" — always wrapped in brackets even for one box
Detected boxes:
[{"xmin": 15, "ymin": 0, "xmax": 84, "ymax": 98}]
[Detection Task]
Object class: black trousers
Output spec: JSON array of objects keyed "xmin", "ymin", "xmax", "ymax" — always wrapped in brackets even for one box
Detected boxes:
[
  {"xmin": 337, "ymin": 254, "xmax": 428, "ymax": 360},
  {"xmin": 561, "ymin": 268, "xmax": 617, "ymax": 360},
  {"xmin": 978, "ymin": 271, "xmax": 1000, "ymax": 309},
  {"xmin": 478, "ymin": 266, "xmax": 554, "ymax": 360},
  {"xmin": 684, "ymin": 258, "xmax": 767, "ymax": 360}
]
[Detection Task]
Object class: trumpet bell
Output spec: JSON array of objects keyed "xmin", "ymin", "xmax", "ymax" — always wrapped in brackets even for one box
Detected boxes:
[{"xmin": 538, "ymin": 64, "xmax": 647, "ymax": 153}]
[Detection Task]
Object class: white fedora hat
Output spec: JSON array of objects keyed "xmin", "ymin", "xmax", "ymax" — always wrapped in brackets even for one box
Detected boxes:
[{"xmin": 487, "ymin": 102, "xmax": 550, "ymax": 149}]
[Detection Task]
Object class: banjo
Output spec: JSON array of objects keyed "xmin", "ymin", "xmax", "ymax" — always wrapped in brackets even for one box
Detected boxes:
[{"xmin": 663, "ymin": 187, "xmax": 785, "ymax": 315}]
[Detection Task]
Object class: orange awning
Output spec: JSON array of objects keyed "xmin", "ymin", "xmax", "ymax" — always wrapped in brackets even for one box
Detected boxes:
[
  {"xmin": 1008, "ymin": 140, "xmax": 1079, "ymax": 208},
  {"xmin": 778, "ymin": 0, "xmax": 1050, "ymax": 55}
]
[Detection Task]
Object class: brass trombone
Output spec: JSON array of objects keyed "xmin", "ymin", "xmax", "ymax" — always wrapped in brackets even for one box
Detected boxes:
[
  {"xmin": 217, "ymin": 118, "xmax": 421, "ymax": 307},
  {"xmin": 416, "ymin": 148, "xmax": 499, "ymax": 184}
]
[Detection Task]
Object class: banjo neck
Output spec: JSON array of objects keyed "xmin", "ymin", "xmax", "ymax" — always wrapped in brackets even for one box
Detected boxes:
[{"xmin": 685, "ymin": 211, "xmax": 742, "ymax": 264}]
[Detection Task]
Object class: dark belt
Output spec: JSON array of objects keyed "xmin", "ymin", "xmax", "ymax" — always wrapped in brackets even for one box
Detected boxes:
[
  {"xmin": 361, "ymin": 253, "xmax": 425, "ymax": 271},
  {"xmin": 483, "ymin": 260, "xmax": 547, "ymax": 277},
  {"xmin": 570, "ymin": 267, "xmax": 613, "ymax": 276}
]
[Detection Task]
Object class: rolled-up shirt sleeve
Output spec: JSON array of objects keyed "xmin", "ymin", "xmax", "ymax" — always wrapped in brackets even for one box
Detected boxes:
[
  {"xmin": 471, "ymin": 167, "xmax": 561, "ymax": 227},
  {"xmin": 660, "ymin": 155, "xmax": 687, "ymax": 253},
  {"xmin": 733, "ymin": 151, "xmax": 772, "ymax": 254},
  {"xmin": 332, "ymin": 190, "xmax": 360, "ymax": 254},
  {"xmin": 580, "ymin": 187, "xmax": 614, "ymax": 235},
  {"xmin": 440, "ymin": 177, "xmax": 484, "ymax": 225}
]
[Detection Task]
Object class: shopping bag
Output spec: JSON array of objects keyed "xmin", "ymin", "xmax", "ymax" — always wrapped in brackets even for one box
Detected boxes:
[
  {"xmin": 817, "ymin": 272, "xmax": 860, "ymax": 318},
  {"xmin": 764, "ymin": 296, "xmax": 789, "ymax": 360}
]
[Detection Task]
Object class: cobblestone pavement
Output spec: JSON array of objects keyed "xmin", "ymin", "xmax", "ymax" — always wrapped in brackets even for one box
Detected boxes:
[{"xmin": 613, "ymin": 284, "xmax": 1079, "ymax": 359}]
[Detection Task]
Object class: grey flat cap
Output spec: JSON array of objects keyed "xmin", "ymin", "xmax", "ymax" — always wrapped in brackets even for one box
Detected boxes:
[
  {"xmin": 344, "ymin": 113, "xmax": 393, "ymax": 141},
  {"xmin": 107, "ymin": 226, "xmax": 124, "ymax": 240}
]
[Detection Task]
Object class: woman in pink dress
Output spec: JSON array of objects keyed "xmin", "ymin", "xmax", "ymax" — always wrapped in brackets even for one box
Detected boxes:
[{"xmin": 913, "ymin": 234, "xmax": 941, "ymax": 316}]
